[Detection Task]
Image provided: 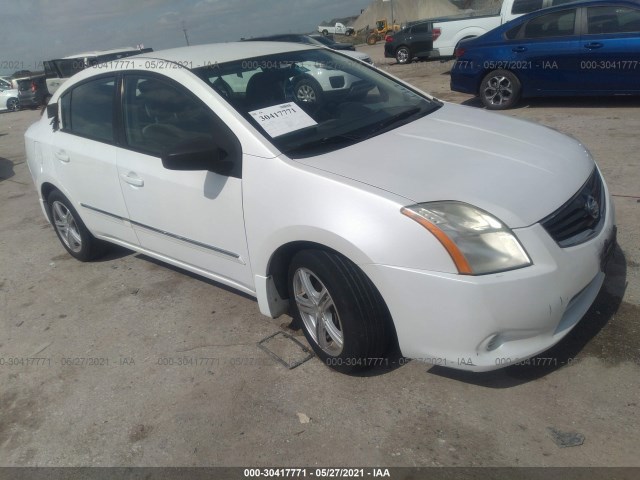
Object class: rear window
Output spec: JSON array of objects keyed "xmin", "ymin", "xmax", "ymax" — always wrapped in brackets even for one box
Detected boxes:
[
  {"xmin": 523, "ymin": 9, "xmax": 576, "ymax": 38},
  {"xmin": 505, "ymin": 24, "xmax": 523, "ymax": 39}
]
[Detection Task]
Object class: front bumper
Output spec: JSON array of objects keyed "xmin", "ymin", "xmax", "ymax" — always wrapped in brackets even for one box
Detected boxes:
[{"xmin": 361, "ymin": 194, "xmax": 616, "ymax": 372}]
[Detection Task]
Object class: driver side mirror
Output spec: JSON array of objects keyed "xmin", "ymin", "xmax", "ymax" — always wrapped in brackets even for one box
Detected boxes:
[{"xmin": 161, "ymin": 137, "xmax": 234, "ymax": 176}]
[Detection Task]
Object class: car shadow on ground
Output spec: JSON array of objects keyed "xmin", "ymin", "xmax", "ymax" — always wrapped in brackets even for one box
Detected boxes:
[
  {"xmin": 461, "ymin": 96, "xmax": 640, "ymax": 110},
  {"xmin": 0, "ymin": 156, "xmax": 15, "ymax": 181},
  {"xmin": 427, "ymin": 244, "xmax": 629, "ymax": 388}
]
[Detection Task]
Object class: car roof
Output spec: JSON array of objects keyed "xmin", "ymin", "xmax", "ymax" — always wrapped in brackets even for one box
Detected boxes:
[
  {"xmin": 246, "ymin": 34, "xmax": 306, "ymax": 40},
  {"xmin": 62, "ymin": 47, "xmax": 148, "ymax": 59},
  {"xmin": 136, "ymin": 41, "xmax": 315, "ymax": 68},
  {"xmin": 485, "ymin": 0, "xmax": 640, "ymax": 36}
]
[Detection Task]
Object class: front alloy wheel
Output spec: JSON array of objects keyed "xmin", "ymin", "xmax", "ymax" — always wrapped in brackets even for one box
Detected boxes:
[
  {"xmin": 480, "ymin": 69, "xmax": 521, "ymax": 110},
  {"xmin": 294, "ymin": 80, "xmax": 319, "ymax": 104},
  {"xmin": 293, "ymin": 267, "xmax": 344, "ymax": 356},
  {"xmin": 288, "ymin": 250, "xmax": 393, "ymax": 373}
]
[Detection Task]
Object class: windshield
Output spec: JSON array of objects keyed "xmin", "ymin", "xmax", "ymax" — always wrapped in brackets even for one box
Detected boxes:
[{"xmin": 193, "ymin": 49, "xmax": 441, "ymax": 158}]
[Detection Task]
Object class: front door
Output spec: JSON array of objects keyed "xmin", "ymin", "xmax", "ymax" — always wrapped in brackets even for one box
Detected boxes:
[{"xmin": 115, "ymin": 73, "xmax": 253, "ymax": 291}]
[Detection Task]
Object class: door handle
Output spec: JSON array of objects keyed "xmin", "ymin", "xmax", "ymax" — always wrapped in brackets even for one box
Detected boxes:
[
  {"xmin": 584, "ymin": 42, "xmax": 603, "ymax": 49},
  {"xmin": 54, "ymin": 150, "xmax": 70, "ymax": 162},
  {"xmin": 512, "ymin": 46, "xmax": 527, "ymax": 53},
  {"xmin": 120, "ymin": 173, "xmax": 144, "ymax": 187}
]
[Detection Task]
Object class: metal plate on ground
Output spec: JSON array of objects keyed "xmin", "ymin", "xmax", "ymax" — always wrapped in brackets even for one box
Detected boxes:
[{"xmin": 258, "ymin": 331, "xmax": 314, "ymax": 369}]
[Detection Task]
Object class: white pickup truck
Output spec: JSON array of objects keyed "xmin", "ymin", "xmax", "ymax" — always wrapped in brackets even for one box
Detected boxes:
[
  {"xmin": 317, "ymin": 22, "xmax": 355, "ymax": 37},
  {"xmin": 430, "ymin": 0, "xmax": 569, "ymax": 58}
]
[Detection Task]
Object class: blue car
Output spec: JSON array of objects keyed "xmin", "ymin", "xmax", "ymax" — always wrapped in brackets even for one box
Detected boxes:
[{"xmin": 450, "ymin": 0, "xmax": 640, "ymax": 109}]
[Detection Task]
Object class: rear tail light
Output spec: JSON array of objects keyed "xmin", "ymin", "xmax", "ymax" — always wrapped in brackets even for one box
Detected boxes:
[
  {"xmin": 385, "ymin": 35, "xmax": 393, "ymax": 42},
  {"xmin": 454, "ymin": 47, "xmax": 465, "ymax": 58},
  {"xmin": 432, "ymin": 27, "xmax": 441, "ymax": 42}
]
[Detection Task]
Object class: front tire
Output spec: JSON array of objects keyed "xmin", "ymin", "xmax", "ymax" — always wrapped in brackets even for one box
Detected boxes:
[
  {"xmin": 288, "ymin": 250, "xmax": 392, "ymax": 373},
  {"xmin": 479, "ymin": 69, "xmax": 521, "ymax": 110},
  {"xmin": 294, "ymin": 78, "xmax": 323, "ymax": 106},
  {"xmin": 47, "ymin": 190, "xmax": 108, "ymax": 261},
  {"xmin": 396, "ymin": 46, "xmax": 411, "ymax": 64}
]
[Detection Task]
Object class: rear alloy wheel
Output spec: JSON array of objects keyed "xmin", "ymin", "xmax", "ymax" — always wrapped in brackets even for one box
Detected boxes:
[
  {"xmin": 288, "ymin": 250, "xmax": 392, "ymax": 373},
  {"xmin": 6, "ymin": 98, "xmax": 19, "ymax": 112},
  {"xmin": 396, "ymin": 46, "xmax": 411, "ymax": 64},
  {"xmin": 47, "ymin": 190, "xmax": 108, "ymax": 261},
  {"xmin": 479, "ymin": 69, "xmax": 521, "ymax": 110}
]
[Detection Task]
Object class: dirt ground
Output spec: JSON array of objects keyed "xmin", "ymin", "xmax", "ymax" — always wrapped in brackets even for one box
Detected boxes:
[{"xmin": 0, "ymin": 43, "xmax": 639, "ymax": 468}]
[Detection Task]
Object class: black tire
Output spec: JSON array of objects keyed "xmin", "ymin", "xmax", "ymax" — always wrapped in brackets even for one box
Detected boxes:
[
  {"xmin": 395, "ymin": 46, "xmax": 411, "ymax": 65},
  {"xmin": 479, "ymin": 69, "xmax": 521, "ymax": 110},
  {"xmin": 293, "ymin": 77, "xmax": 323, "ymax": 106},
  {"xmin": 47, "ymin": 189, "xmax": 108, "ymax": 261},
  {"xmin": 366, "ymin": 34, "xmax": 378, "ymax": 45},
  {"xmin": 322, "ymin": 29, "xmax": 329, "ymax": 36},
  {"xmin": 288, "ymin": 250, "xmax": 392, "ymax": 373},
  {"xmin": 346, "ymin": 30, "xmax": 353, "ymax": 36},
  {"xmin": 6, "ymin": 98, "xmax": 19, "ymax": 112}
]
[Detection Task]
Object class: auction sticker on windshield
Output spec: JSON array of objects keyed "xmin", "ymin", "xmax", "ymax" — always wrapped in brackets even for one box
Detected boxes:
[{"xmin": 249, "ymin": 103, "xmax": 317, "ymax": 137}]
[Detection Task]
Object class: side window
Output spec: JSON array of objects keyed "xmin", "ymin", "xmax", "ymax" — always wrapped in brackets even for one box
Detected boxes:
[
  {"xmin": 122, "ymin": 75, "xmax": 218, "ymax": 156},
  {"xmin": 512, "ymin": 0, "xmax": 544, "ymax": 15},
  {"xmin": 587, "ymin": 6, "xmax": 640, "ymax": 35},
  {"xmin": 60, "ymin": 76, "xmax": 115, "ymax": 142},
  {"xmin": 412, "ymin": 23, "xmax": 430, "ymax": 34},
  {"xmin": 549, "ymin": 0, "xmax": 577, "ymax": 6},
  {"xmin": 523, "ymin": 9, "xmax": 576, "ymax": 38}
]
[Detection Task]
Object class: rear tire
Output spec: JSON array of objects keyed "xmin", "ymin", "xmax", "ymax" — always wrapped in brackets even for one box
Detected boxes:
[
  {"xmin": 396, "ymin": 46, "xmax": 411, "ymax": 64},
  {"xmin": 288, "ymin": 250, "xmax": 392, "ymax": 373},
  {"xmin": 322, "ymin": 29, "xmax": 329, "ymax": 36},
  {"xmin": 366, "ymin": 34, "xmax": 378, "ymax": 45},
  {"xmin": 7, "ymin": 98, "xmax": 19, "ymax": 112},
  {"xmin": 47, "ymin": 190, "xmax": 108, "ymax": 261},
  {"xmin": 479, "ymin": 69, "xmax": 521, "ymax": 110}
]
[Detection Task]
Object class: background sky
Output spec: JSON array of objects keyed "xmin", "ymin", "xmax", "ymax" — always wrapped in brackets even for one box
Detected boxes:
[{"xmin": 0, "ymin": 0, "xmax": 374, "ymax": 76}]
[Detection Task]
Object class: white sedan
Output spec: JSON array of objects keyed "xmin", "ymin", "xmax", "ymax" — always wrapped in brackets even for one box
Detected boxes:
[
  {"xmin": 1, "ymin": 87, "xmax": 19, "ymax": 112},
  {"xmin": 25, "ymin": 42, "xmax": 616, "ymax": 373}
]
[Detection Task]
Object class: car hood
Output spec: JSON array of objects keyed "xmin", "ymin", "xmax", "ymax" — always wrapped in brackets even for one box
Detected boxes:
[
  {"xmin": 341, "ymin": 50, "xmax": 372, "ymax": 62},
  {"xmin": 292, "ymin": 103, "xmax": 595, "ymax": 228}
]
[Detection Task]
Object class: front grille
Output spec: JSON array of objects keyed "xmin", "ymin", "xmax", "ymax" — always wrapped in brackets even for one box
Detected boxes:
[{"xmin": 541, "ymin": 168, "xmax": 605, "ymax": 247}]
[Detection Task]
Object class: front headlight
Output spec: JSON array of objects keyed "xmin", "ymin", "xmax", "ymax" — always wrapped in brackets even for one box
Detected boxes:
[{"xmin": 401, "ymin": 201, "xmax": 531, "ymax": 275}]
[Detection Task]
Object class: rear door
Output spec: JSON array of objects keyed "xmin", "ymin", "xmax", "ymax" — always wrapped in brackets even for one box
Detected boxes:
[
  {"xmin": 579, "ymin": 4, "xmax": 640, "ymax": 92},
  {"xmin": 408, "ymin": 23, "xmax": 433, "ymax": 57},
  {"xmin": 51, "ymin": 75, "xmax": 138, "ymax": 245}
]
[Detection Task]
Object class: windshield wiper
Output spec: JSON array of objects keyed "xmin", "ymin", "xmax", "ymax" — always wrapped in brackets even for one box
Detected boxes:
[
  {"xmin": 285, "ymin": 133, "xmax": 362, "ymax": 156},
  {"xmin": 366, "ymin": 107, "xmax": 422, "ymax": 137}
]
